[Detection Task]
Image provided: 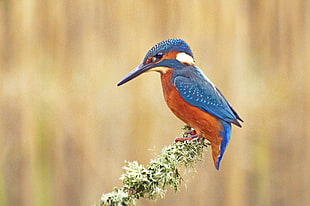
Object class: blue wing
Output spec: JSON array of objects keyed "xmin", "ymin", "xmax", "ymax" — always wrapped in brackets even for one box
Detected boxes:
[
  {"xmin": 173, "ymin": 66, "xmax": 242, "ymax": 126},
  {"xmin": 173, "ymin": 66, "xmax": 243, "ymax": 169}
]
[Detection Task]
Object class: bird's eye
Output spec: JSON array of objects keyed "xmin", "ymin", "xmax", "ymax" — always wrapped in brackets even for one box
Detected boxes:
[
  {"xmin": 151, "ymin": 53, "xmax": 163, "ymax": 62},
  {"xmin": 154, "ymin": 53, "xmax": 163, "ymax": 59}
]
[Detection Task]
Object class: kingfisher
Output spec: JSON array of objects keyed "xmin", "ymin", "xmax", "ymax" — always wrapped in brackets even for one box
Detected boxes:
[{"xmin": 117, "ymin": 39, "xmax": 243, "ymax": 170}]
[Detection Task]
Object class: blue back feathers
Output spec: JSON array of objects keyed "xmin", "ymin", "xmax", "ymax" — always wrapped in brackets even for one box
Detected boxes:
[
  {"xmin": 172, "ymin": 65, "xmax": 243, "ymax": 169},
  {"xmin": 173, "ymin": 66, "xmax": 242, "ymax": 127}
]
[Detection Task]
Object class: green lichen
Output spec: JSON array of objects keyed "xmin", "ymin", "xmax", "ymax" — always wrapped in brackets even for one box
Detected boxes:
[{"xmin": 96, "ymin": 126, "xmax": 209, "ymax": 206}]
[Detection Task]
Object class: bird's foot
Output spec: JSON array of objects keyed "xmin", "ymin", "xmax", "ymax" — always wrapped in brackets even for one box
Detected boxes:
[
  {"xmin": 175, "ymin": 134, "xmax": 200, "ymax": 142},
  {"xmin": 185, "ymin": 129, "xmax": 197, "ymax": 135}
]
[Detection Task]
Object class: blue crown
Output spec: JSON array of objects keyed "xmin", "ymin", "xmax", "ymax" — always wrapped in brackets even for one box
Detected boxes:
[{"xmin": 143, "ymin": 39, "xmax": 193, "ymax": 63}]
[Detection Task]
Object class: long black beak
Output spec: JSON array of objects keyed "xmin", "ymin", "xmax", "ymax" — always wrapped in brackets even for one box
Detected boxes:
[{"xmin": 117, "ymin": 63, "xmax": 154, "ymax": 86}]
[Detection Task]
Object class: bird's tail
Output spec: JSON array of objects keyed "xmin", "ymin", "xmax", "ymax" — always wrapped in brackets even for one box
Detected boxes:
[{"xmin": 213, "ymin": 121, "xmax": 232, "ymax": 170}]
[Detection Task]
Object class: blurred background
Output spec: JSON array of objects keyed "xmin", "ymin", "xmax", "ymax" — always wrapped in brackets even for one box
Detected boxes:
[{"xmin": 0, "ymin": 0, "xmax": 309, "ymax": 205}]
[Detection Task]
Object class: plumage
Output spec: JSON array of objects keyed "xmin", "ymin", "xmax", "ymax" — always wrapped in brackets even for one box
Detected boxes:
[
  {"xmin": 143, "ymin": 39, "xmax": 194, "ymax": 63},
  {"xmin": 117, "ymin": 39, "xmax": 243, "ymax": 170},
  {"xmin": 172, "ymin": 65, "xmax": 242, "ymax": 127}
]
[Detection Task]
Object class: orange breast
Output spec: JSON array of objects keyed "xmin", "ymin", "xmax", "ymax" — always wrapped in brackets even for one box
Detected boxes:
[{"xmin": 160, "ymin": 70, "xmax": 223, "ymax": 167}]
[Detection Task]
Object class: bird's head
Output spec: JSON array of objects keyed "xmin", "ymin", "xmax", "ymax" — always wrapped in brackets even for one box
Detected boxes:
[{"xmin": 117, "ymin": 39, "xmax": 195, "ymax": 86}]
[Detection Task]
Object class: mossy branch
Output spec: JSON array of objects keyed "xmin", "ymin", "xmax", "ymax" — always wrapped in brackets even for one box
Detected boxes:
[{"xmin": 95, "ymin": 126, "xmax": 209, "ymax": 206}]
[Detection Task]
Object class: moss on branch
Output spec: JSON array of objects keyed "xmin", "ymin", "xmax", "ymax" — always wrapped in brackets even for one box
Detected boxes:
[{"xmin": 96, "ymin": 126, "xmax": 209, "ymax": 206}]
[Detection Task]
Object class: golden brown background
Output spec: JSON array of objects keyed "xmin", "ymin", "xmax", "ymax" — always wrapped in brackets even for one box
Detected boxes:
[{"xmin": 1, "ymin": 1, "xmax": 309, "ymax": 206}]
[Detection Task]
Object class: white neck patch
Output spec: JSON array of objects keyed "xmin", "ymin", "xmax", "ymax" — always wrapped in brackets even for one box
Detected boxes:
[{"xmin": 176, "ymin": 52, "xmax": 195, "ymax": 65}]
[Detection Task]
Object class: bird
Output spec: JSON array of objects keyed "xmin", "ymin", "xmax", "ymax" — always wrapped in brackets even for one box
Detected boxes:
[{"xmin": 117, "ymin": 39, "xmax": 243, "ymax": 170}]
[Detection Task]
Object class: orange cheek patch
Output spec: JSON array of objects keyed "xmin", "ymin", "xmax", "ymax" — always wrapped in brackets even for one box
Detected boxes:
[
  {"xmin": 163, "ymin": 51, "xmax": 179, "ymax": 59},
  {"xmin": 145, "ymin": 57, "xmax": 153, "ymax": 64},
  {"xmin": 145, "ymin": 51, "xmax": 179, "ymax": 65},
  {"xmin": 154, "ymin": 51, "xmax": 179, "ymax": 64}
]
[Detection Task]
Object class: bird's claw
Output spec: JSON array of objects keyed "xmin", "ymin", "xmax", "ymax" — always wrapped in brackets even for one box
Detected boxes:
[
  {"xmin": 175, "ymin": 134, "xmax": 200, "ymax": 142},
  {"xmin": 185, "ymin": 129, "xmax": 197, "ymax": 135}
]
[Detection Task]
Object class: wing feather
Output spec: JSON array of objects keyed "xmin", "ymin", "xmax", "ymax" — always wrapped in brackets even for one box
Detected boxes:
[{"xmin": 173, "ymin": 66, "xmax": 242, "ymax": 127}]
